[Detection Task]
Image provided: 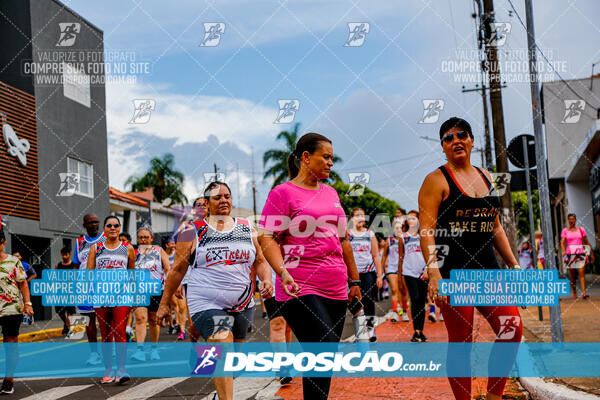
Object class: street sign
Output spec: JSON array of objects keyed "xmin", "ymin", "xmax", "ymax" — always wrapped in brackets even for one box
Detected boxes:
[
  {"xmin": 509, "ymin": 169, "xmax": 538, "ymax": 191},
  {"xmin": 507, "ymin": 134, "xmax": 536, "ymax": 169}
]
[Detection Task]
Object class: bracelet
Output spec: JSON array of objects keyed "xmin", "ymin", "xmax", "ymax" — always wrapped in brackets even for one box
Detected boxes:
[
  {"xmin": 24, "ymin": 301, "xmax": 32, "ymax": 306},
  {"xmin": 512, "ymin": 265, "xmax": 522, "ymax": 270},
  {"xmin": 348, "ymin": 280, "xmax": 361, "ymax": 287}
]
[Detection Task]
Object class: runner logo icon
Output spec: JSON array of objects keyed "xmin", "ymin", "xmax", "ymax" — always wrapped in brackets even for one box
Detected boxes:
[
  {"xmin": 283, "ymin": 245, "xmax": 305, "ymax": 268},
  {"xmin": 204, "ymin": 172, "xmax": 226, "ymax": 184},
  {"xmin": 489, "ymin": 172, "xmax": 511, "ymax": 196},
  {"xmin": 193, "ymin": 345, "xmax": 223, "ymax": 375},
  {"xmin": 274, "ymin": 100, "xmax": 299, "ymax": 124},
  {"xmin": 344, "ymin": 23, "xmax": 370, "ymax": 47},
  {"xmin": 200, "ymin": 23, "xmax": 225, "ymax": 47},
  {"xmin": 497, "ymin": 316, "xmax": 521, "ymax": 340},
  {"xmin": 561, "ymin": 99, "xmax": 585, "ymax": 124},
  {"xmin": 419, "ymin": 99, "xmax": 444, "ymax": 124},
  {"xmin": 487, "ymin": 22, "xmax": 511, "ymax": 46},
  {"xmin": 56, "ymin": 23, "xmax": 81, "ymax": 47},
  {"xmin": 129, "ymin": 99, "xmax": 156, "ymax": 124},
  {"xmin": 57, "ymin": 173, "xmax": 80, "ymax": 197},
  {"xmin": 347, "ymin": 172, "xmax": 370, "ymax": 196},
  {"xmin": 66, "ymin": 315, "xmax": 89, "ymax": 340}
]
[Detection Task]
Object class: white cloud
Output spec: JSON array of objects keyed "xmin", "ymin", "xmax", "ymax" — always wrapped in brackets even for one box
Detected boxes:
[
  {"xmin": 105, "ymin": 81, "xmax": 280, "ymax": 149},
  {"xmin": 107, "ymin": 131, "xmax": 146, "ymax": 192}
]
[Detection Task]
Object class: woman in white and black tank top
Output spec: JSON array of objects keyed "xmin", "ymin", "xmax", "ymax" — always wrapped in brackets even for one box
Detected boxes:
[
  {"xmin": 86, "ymin": 215, "xmax": 135, "ymax": 385},
  {"xmin": 157, "ymin": 181, "xmax": 273, "ymax": 400},
  {"xmin": 381, "ymin": 221, "xmax": 409, "ymax": 322},
  {"xmin": 348, "ymin": 208, "xmax": 383, "ymax": 342},
  {"xmin": 131, "ymin": 227, "xmax": 170, "ymax": 362},
  {"xmin": 398, "ymin": 211, "xmax": 428, "ymax": 342}
]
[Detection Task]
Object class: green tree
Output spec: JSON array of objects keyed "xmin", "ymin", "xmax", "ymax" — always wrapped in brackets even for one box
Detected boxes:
[
  {"xmin": 263, "ymin": 123, "xmax": 342, "ymax": 188},
  {"xmin": 332, "ymin": 180, "xmax": 402, "ymax": 238},
  {"xmin": 125, "ymin": 153, "xmax": 188, "ymax": 206},
  {"xmin": 512, "ymin": 190, "xmax": 540, "ymax": 239}
]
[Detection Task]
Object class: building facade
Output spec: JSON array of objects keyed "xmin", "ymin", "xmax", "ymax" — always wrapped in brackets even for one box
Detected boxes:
[
  {"xmin": 0, "ymin": 0, "xmax": 108, "ymax": 319},
  {"xmin": 542, "ymin": 74, "xmax": 600, "ymax": 264}
]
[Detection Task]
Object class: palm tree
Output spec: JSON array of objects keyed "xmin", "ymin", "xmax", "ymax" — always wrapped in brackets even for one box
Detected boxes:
[
  {"xmin": 263, "ymin": 123, "xmax": 343, "ymax": 188},
  {"xmin": 125, "ymin": 153, "xmax": 188, "ymax": 205}
]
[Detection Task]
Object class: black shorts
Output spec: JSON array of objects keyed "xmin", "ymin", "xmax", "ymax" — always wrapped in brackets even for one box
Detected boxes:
[
  {"xmin": 148, "ymin": 295, "xmax": 162, "ymax": 313},
  {"xmin": 55, "ymin": 306, "xmax": 76, "ymax": 315},
  {"xmin": 191, "ymin": 307, "xmax": 255, "ymax": 340},
  {"xmin": 0, "ymin": 314, "xmax": 22, "ymax": 338},
  {"xmin": 264, "ymin": 297, "xmax": 284, "ymax": 320}
]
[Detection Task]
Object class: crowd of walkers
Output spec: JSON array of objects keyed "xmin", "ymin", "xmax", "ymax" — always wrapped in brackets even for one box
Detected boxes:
[{"xmin": 0, "ymin": 116, "xmax": 596, "ymax": 400}]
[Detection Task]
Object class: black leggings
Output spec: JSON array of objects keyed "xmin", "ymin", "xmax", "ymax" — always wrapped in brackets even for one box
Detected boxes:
[
  {"xmin": 282, "ymin": 294, "xmax": 347, "ymax": 400},
  {"xmin": 404, "ymin": 275, "xmax": 428, "ymax": 331},
  {"xmin": 359, "ymin": 271, "xmax": 377, "ymax": 318}
]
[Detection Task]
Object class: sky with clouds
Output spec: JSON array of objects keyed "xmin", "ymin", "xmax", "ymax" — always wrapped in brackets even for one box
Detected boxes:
[{"xmin": 67, "ymin": 0, "xmax": 600, "ymax": 211}]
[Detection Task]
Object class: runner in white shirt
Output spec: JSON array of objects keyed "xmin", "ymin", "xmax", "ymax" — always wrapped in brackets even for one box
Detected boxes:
[
  {"xmin": 131, "ymin": 227, "xmax": 170, "ymax": 362},
  {"xmin": 399, "ymin": 211, "xmax": 429, "ymax": 343},
  {"xmin": 86, "ymin": 215, "xmax": 135, "ymax": 385},
  {"xmin": 381, "ymin": 221, "xmax": 410, "ymax": 322},
  {"xmin": 348, "ymin": 208, "xmax": 383, "ymax": 342},
  {"xmin": 157, "ymin": 181, "xmax": 273, "ymax": 400},
  {"xmin": 72, "ymin": 213, "xmax": 106, "ymax": 366}
]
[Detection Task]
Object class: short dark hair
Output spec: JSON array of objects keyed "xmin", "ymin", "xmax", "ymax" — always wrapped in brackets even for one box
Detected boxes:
[
  {"xmin": 567, "ymin": 213, "xmax": 576, "ymax": 219},
  {"xmin": 60, "ymin": 247, "xmax": 70, "ymax": 255},
  {"xmin": 119, "ymin": 232, "xmax": 132, "ymax": 241},
  {"xmin": 203, "ymin": 181, "xmax": 232, "ymax": 200},
  {"xmin": 288, "ymin": 132, "xmax": 332, "ymax": 179},
  {"xmin": 103, "ymin": 215, "xmax": 120, "ymax": 226},
  {"xmin": 439, "ymin": 117, "xmax": 473, "ymax": 140}
]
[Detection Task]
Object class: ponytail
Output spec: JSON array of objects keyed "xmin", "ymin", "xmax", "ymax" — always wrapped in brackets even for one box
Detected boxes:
[{"xmin": 288, "ymin": 132, "xmax": 332, "ymax": 180}]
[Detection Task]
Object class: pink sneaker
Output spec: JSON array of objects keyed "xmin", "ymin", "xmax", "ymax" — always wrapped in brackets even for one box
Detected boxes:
[{"xmin": 176, "ymin": 332, "xmax": 185, "ymax": 341}]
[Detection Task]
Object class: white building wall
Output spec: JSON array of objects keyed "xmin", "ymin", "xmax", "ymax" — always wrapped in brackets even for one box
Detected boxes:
[{"xmin": 564, "ymin": 181, "xmax": 594, "ymax": 236}]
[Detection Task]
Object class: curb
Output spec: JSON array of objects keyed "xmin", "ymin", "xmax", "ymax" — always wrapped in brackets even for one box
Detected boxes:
[
  {"xmin": 16, "ymin": 328, "xmax": 63, "ymax": 343},
  {"xmin": 519, "ymin": 377, "xmax": 600, "ymax": 400}
]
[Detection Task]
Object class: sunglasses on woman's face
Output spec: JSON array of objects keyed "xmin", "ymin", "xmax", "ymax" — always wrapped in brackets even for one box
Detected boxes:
[
  {"xmin": 105, "ymin": 223, "xmax": 120, "ymax": 228},
  {"xmin": 441, "ymin": 130, "xmax": 470, "ymax": 144}
]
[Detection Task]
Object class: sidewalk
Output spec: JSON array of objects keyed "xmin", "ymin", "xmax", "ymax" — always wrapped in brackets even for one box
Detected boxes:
[
  {"xmin": 275, "ymin": 312, "xmax": 528, "ymax": 399},
  {"xmin": 520, "ymin": 273, "xmax": 600, "ymax": 397}
]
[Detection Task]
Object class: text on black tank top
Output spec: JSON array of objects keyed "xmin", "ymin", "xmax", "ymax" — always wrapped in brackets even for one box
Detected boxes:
[{"xmin": 435, "ymin": 165, "xmax": 500, "ymax": 278}]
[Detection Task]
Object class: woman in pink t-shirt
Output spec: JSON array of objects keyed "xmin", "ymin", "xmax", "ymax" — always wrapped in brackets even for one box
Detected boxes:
[
  {"xmin": 259, "ymin": 132, "xmax": 362, "ymax": 400},
  {"xmin": 561, "ymin": 213, "xmax": 595, "ymax": 299}
]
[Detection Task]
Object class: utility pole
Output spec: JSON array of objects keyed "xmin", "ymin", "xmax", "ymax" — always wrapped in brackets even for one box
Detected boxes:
[
  {"xmin": 524, "ymin": 0, "xmax": 563, "ymax": 342},
  {"xmin": 236, "ymin": 162, "xmax": 240, "ymax": 207},
  {"xmin": 462, "ymin": 84, "xmax": 498, "ymax": 169},
  {"xmin": 463, "ymin": 1, "xmax": 494, "ymax": 169},
  {"xmin": 251, "ymin": 147, "xmax": 258, "ymax": 219},
  {"xmin": 213, "ymin": 163, "xmax": 218, "ymax": 182},
  {"xmin": 482, "ymin": 0, "xmax": 518, "ymax": 254}
]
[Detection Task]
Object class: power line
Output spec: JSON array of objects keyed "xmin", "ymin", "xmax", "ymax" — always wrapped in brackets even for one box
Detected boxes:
[
  {"xmin": 506, "ymin": 0, "xmax": 599, "ymax": 109},
  {"xmin": 338, "ymin": 151, "xmax": 433, "ymax": 171}
]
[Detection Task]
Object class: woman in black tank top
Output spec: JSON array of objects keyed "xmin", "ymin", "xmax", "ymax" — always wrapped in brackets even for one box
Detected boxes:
[{"xmin": 418, "ymin": 118, "xmax": 522, "ymax": 400}]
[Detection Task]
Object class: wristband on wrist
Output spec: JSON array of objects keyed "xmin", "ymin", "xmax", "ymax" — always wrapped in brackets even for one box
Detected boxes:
[
  {"xmin": 24, "ymin": 301, "xmax": 32, "ymax": 306},
  {"xmin": 348, "ymin": 280, "xmax": 361, "ymax": 287}
]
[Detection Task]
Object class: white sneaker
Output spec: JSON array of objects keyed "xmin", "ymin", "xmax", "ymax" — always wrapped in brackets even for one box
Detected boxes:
[
  {"xmin": 401, "ymin": 312, "xmax": 409, "ymax": 322},
  {"xmin": 150, "ymin": 348, "xmax": 160, "ymax": 361},
  {"xmin": 428, "ymin": 312, "xmax": 437, "ymax": 323},
  {"xmin": 439, "ymin": 313, "xmax": 444, "ymax": 322},
  {"xmin": 131, "ymin": 348, "xmax": 146, "ymax": 362},
  {"xmin": 86, "ymin": 352, "xmax": 102, "ymax": 366},
  {"xmin": 390, "ymin": 311, "xmax": 400, "ymax": 322}
]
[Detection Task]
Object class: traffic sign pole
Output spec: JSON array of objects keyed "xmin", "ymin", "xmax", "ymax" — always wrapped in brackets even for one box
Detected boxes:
[
  {"xmin": 522, "ymin": 136, "xmax": 543, "ymax": 321},
  {"xmin": 525, "ymin": 0, "xmax": 563, "ymax": 341}
]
